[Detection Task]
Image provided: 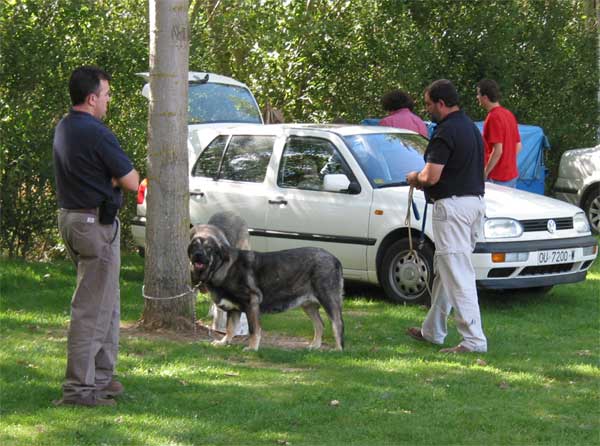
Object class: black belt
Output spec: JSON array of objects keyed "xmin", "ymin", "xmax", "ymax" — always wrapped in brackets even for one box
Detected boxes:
[{"xmin": 60, "ymin": 208, "xmax": 97, "ymax": 214}]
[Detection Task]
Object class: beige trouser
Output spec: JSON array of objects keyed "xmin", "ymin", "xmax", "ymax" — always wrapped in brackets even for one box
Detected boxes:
[
  {"xmin": 58, "ymin": 210, "xmax": 121, "ymax": 399},
  {"xmin": 421, "ymin": 196, "xmax": 488, "ymax": 352}
]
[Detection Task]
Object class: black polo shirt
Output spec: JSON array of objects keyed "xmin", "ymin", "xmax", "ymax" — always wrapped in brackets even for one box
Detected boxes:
[
  {"xmin": 53, "ymin": 110, "xmax": 133, "ymax": 209},
  {"xmin": 424, "ymin": 110, "xmax": 485, "ymax": 200}
]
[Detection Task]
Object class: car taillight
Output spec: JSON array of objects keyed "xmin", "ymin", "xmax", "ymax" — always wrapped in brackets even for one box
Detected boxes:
[{"xmin": 137, "ymin": 178, "xmax": 148, "ymax": 205}]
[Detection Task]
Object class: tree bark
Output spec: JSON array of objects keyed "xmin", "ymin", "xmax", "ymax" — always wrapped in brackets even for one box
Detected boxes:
[{"xmin": 141, "ymin": 0, "xmax": 195, "ymax": 330}]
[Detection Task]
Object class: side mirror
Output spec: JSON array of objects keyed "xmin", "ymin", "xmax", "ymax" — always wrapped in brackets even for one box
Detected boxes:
[
  {"xmin": 323, "ymin": 174, "xmax": 360, "ymax": 194},
  {"xmin": 347, "ymin": 181, "xmax": 361, "ymax": 194}
]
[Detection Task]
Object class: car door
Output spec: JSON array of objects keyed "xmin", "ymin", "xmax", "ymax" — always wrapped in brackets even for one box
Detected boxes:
[
  {"xmin": 264, "ymin": 132, "xmax": 372, "ymax": 275},
  {"xmin": 189, "ymin": 134, "xmax": 276, "ymax": 251}
]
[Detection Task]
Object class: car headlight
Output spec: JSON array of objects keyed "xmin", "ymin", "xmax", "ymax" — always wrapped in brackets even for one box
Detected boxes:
[
  {"xmin": 484, "ymin": 218, "xmax": 523, "ymax": 239},
  {"xmin": 573, "ymin": 212, "xmax": 590, "ymax": 233}
]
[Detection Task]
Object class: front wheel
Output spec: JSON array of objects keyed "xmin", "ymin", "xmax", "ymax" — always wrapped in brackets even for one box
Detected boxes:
[{"xmin": 380, "ymin": 238, "xmax": 434, "ymax": 305}]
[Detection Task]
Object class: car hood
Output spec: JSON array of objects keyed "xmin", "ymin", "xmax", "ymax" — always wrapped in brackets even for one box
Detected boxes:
[
  {"xmin": 483, "ymin": 183, "xmax": 583, "ymax": 218},
  {"xmin": 376, "ymin": 182, "xmax": 583, "ymax": 220}
]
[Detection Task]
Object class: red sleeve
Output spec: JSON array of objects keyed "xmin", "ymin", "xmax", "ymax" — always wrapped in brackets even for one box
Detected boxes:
[{"xmin": 485, "ymin": 112, "xmax": 504, "ymax": 145}]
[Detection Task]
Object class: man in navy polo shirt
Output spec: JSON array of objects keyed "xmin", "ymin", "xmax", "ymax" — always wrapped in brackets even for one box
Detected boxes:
[
  {"xmin": 406, "ymin": 79, "xmax": 488, "ymax": 354},
  {"xmin": 53, "ymin": 66, "xmax": 139, "ymax": 406}
]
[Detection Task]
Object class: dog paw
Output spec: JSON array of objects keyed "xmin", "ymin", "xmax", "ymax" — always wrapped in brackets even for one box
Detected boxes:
[
  {"xmin": 243, "ymin": 345, "xmax": 259, "ymax": 351},
  {"xmin": 212, "ymin": 338, "xmax": 230, "ymax": 346},
  {"xmin": 307, "ymin": 343, "xmax": 322, "ymax": 350}
]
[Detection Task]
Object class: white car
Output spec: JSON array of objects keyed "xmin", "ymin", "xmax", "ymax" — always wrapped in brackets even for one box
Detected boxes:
[
  {"xmin": 553, "ymin": 144, "xmax": 600, "ymax": 234},
  {"xmin": 132, "ymin": 124, "xmax": 598, "ymax": 303}
]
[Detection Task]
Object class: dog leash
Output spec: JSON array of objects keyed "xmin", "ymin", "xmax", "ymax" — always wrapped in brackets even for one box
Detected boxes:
[
  {"xmin": 142, "ymin": 285, "xmax": 198, "ymax": 301},
  {"xmin": 404, "ymin": 186, "xmax": 433, "ymax": 298}
]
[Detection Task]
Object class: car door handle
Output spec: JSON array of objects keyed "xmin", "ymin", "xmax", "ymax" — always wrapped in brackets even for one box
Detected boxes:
[
  {"xmin": 268, "ymin": 199, "xmax": 287, "ymax": 205},
  {"xmin": 190, "ymin": 190, "xmax": 205, "ymax": 197}
]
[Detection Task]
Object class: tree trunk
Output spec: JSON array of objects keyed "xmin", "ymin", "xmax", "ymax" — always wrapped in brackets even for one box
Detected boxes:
[{"xmin": 141, "ymin": 0, "xmax": 194, "ymax": 331}]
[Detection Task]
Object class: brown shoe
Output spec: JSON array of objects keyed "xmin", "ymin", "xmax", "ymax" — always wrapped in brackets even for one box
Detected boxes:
[
  {"xmin": 53, "ymin": 394, "xmax": 116, "ymax": 407},
  {"xmin": 406, "ymin": 327, "xmax": 427, "ymax": 342},
  {"xmin": 98, "ymin": 380, "xmax": 124, "ymax": 398},
  {"xmin": 439, "ymin": 345, "xmax": 473, "ymax": 354}
]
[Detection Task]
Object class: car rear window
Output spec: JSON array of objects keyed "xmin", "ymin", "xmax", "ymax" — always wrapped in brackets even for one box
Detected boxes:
[
  {"xmin": 343, "ymin": 133, "xmax": 427, "ymax": 187},
  {"xmin": 220, "ymin": 135, "xmax": 274, "ymax": 182},
  {"xmin": 193, "ymin": 135, "xmax": 275, "ymax": 183},
  {"xmin": 191, "ymin": 135, "xmax": 228, "ymax": 178}
]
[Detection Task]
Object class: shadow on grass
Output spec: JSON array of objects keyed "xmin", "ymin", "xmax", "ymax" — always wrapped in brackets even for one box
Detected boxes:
[
  {"xmin": 3, "ymin": 338, "xmax": 597, "ymax": 445},
  {"xmin": 1, "ymin": 255, "xmax": 145, "ymax": 323}
]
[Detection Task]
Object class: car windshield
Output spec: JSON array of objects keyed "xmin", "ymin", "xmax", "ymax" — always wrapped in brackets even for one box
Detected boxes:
[
  {"xmin": 343, "ymin": 133, "xmax": 427, "ymax": 188},
  {"xmin": 188, "ymin": 83, "xmax": 262, "ymax": 124}
]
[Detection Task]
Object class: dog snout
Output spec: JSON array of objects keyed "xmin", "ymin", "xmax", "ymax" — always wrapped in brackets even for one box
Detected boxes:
[{"xmin": 191, "ymin": 251, "xmax": 206, "ymax": 264}]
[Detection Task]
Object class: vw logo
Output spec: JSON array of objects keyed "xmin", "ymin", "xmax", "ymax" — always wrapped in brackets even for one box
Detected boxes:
[{"xmin": 547, "ymin": 219, "xmax": 556, "ymax": 233}]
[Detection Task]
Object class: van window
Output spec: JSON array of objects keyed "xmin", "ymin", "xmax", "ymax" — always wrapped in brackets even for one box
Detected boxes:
[{"xmin": 188, "ymin": 83, "xmax": 262, "ymax": 124}]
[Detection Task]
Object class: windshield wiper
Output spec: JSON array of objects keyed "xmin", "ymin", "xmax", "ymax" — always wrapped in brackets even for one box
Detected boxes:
[{"xmin": 377, "ymin": 181, "xmax": 409, "ymax": 188}]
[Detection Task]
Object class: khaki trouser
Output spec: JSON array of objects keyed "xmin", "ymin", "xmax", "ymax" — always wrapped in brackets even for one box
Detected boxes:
[
  {"xmin": 421, "ymin": 196, "xmax": 488, "ymax": 352},
  {"xmin": 58, "ymin": 210, "xmax": 120, "ymax": 399}
]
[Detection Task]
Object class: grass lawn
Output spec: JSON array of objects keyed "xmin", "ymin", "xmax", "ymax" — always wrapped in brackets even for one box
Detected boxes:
[{"xmin": 1, "ymin": 248, "xmax": 599, "ymax": 446}]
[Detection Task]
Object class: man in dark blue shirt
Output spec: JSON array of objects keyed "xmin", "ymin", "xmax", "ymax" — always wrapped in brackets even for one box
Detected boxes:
[
  {"xmin": 406, "ymin": 79, "xmax": 487, "ymax": 354},
  {"xmin": 53, "ymin": 66, "xmax": 139, "ymax": 407}
]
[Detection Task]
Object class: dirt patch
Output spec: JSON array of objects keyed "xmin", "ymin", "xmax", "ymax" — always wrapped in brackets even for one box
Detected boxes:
[{"xmin": 121, "ymin": 320, "xmax": 330, "ymax": 351}]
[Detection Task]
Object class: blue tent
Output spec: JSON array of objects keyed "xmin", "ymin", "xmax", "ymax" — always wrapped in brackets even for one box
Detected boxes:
[
  {"xmin": 362, "ymin": 118, "xmax": 550, "ymax": 195},
  {"xmin": 475, "ymin": 122, "xmax": 550, "ymax": 195}
]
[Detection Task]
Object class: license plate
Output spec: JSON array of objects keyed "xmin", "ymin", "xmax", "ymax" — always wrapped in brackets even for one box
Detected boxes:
[{"xmin": 537, "ymin": 249, "xmax": 574, "ymax": 264}]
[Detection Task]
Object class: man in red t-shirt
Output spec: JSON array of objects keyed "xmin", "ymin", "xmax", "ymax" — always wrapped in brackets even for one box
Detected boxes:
[{"xmin": 477, "ymin": 79, "xmax": 522, "ymax": 187}]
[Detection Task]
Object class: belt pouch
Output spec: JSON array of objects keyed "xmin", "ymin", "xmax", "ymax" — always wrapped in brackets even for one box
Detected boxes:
[{"xmin": 99, "ymin": 199, "xmax": 119, "ymax": 225}]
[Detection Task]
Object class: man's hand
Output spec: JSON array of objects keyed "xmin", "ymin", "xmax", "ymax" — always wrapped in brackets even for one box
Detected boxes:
[
  {"xmin": 406, "ymin": 171, "xmax": 421, "ymax": 189},
  {"xmin": 407, "ymin": 163, "xmax": 444, "ymax": 189}
]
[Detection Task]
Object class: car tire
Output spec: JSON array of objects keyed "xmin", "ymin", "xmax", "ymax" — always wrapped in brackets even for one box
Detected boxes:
[
  {"xmin": 583, "ymin": 188, "xmax": 599, "ymax": 234},
  {"xmin": 380, "ymin": 238, "xmax": 434, "ymax": 305}
]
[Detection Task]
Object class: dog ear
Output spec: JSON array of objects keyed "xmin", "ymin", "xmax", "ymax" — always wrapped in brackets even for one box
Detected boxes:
[{"xmin": 219, "ymin": 244, "xmax": 231, "ymax": 262}]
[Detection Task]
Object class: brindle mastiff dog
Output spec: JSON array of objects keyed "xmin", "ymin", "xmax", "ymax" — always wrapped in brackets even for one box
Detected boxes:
[
  {"xmin": 188, "ymin": 235, "xmax": 345, "ymax": 351},
  {"xmin": 190, "ymin": 212, "xmax": 250, "ymax": 341}
]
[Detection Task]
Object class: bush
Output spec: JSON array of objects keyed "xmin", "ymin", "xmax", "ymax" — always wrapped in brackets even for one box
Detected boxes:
[{"xmin": 1, "ymin": 0, "xmax": 597, "ymax": 258}]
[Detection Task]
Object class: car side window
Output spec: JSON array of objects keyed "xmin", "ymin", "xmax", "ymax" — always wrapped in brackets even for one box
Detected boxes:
[
  {"xmin": 192, "ymin": 135, "xmax": 228, "ymax": 178},
  {"xmin": 219, "ymin": 135, "xmax": 274, "ymax": 183},
  {"xmin": 278, "ymin": 136, "xmax": 351, "ymax": 191}
]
